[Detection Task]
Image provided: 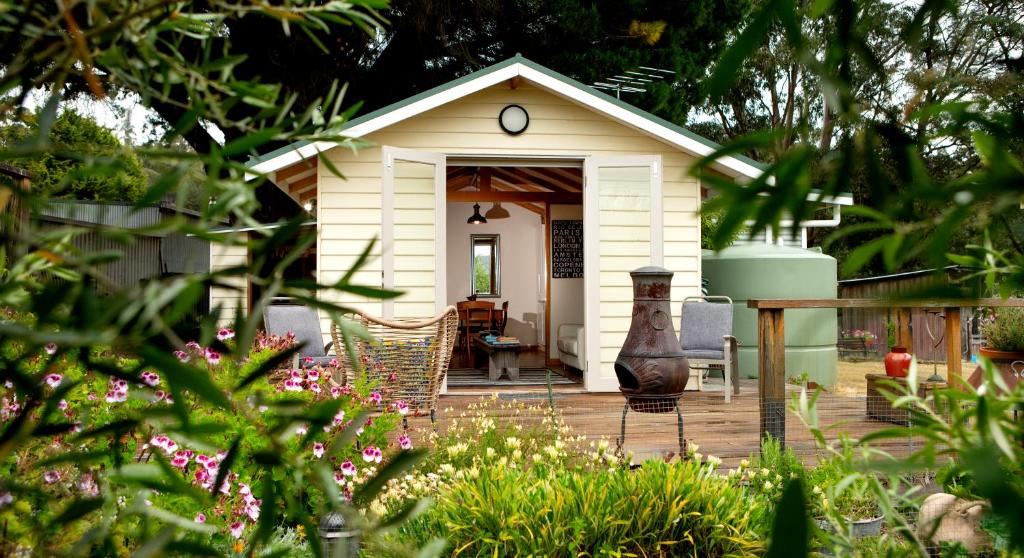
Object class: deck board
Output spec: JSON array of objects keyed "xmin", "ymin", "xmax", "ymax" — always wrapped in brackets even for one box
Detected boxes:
[{"xmin": 402, "ymin": 379, "xmax": 922, "ymax": 468}]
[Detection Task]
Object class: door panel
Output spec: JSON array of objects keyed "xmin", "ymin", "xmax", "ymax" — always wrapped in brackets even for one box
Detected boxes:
[
  {"xmin": 382, "ymin": 147, "xmax": 446, "ymax": 319},
  {"xmin": 584, "ymin": 156, "xmax": 662, "ymax": 391}
]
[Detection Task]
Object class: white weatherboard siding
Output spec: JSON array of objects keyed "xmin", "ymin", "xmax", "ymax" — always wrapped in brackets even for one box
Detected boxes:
[
  {"xmin": 390, "ymin": 157, "xmax": 439, "ymax": 318},
  {"xmin": 317, "ymin": 82, "xmax": 703, "ymax": 391},
  {"xmin": 209, "ymin": 235, "xmax": 248, "ymax": 327}
]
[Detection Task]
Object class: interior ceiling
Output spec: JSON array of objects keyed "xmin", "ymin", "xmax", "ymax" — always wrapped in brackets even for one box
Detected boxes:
[
  {"xmin": 446, "ymin": 166, "xmax": 583, "ymax": 219},
  {"xmin": 270, "ymin": 160, "xmax": 585, "ymax": 216}
]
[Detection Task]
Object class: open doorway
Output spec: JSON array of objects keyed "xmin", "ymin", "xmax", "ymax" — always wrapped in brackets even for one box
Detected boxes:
[{"xmin": 444, "ymin": 161, "xmax": 584, "ymax": 386}]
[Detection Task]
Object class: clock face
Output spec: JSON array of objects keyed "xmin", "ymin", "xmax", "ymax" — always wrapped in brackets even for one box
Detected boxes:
[{"xmin": 498, "ymin": 104, "xmax": 529, "ymax": 135}]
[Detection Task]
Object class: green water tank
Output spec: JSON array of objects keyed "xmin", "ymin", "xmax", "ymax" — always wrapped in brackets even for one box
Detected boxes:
[{"xmin": 702, "ymin": 245, "xmax": 838, "ymax": 388}]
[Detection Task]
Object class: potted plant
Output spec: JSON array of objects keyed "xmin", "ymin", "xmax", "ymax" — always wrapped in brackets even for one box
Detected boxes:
[
  {"xmin": 811, "ymin": 459, "xmax": 884, "ymax": 539},
  {"xmin": 978, "ymin": 307, "xmax": 1024, "ymax": 361}
]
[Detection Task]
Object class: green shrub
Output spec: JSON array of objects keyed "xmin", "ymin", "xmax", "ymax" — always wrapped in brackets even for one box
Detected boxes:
[
  {"xmin": 980, "ymin": 307, "xmax": 1024, "ymax": 351},
  {"xmin": 383, "ymin": 459, "xmax": 766, "ymax": 557}
]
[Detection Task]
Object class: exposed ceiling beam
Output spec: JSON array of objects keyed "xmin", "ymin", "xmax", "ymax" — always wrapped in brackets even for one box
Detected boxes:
[
  {"xmin": 276, "ymin": 158, "xmax": 317, "ymax": 182},
  {"xmin": 491, "ymin": 169, "xmax": 555, "ymax": 193},
  {"xmin": 446, "ymin": 174, "xmax": 474, "ymax": 191},
  {"xmin": 447, "ymin": 190, "xmax": 581, "ymax": 204},
  {"xmin": 299, "ymin": 188, "xmax": 317, "ymax": 202},
  {"xmin": 288, "ymin": 173, "xmax": 316, "ymax": 194},
  {"xmin": 518, "ymin": 167, "xmax": 582, "ymax": 192}
]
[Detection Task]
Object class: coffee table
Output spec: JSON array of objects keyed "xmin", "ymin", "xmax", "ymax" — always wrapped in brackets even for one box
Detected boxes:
[{"xmin": 472, "ymin": 335, "xmax": 521, "ymax": 381}]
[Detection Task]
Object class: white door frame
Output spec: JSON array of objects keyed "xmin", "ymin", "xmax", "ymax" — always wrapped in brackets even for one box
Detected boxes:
[
  {"xmin": 381, "ymin": 146, "xmax": 447, "ymax": 318},
  {"xmin": 583, "ymin": 155, "xmax": 663, "ymax": 391}
]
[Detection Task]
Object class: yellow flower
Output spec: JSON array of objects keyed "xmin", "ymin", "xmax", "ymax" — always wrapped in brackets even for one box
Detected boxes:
[{"xmin": 233, "ymin": 540, "xmax": 244, "ymax": 553}]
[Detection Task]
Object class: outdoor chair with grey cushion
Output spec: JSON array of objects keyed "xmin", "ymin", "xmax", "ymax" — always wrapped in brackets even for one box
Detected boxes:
[
  {"xmin": 263, "ymin": 304, "xmax": 334, "ymax": 369},
  {"xmin": 679, "ymin": 295, "xmax": 740, "ymax": 402}
]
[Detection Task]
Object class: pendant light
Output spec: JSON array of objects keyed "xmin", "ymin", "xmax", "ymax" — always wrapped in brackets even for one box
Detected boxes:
[
  {"xmin": 484, "ymin": 201, "xmax": 510, "ymax": 219},
  {"xmin": 467, "ymin": 203, "xmax": 487, "ymax": 225}
]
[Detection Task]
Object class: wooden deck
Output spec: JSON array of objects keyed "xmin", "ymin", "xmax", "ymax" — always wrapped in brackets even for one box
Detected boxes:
[{"xmin": 405, "ymin": 379, "xmax": 919, "ymax": 468}]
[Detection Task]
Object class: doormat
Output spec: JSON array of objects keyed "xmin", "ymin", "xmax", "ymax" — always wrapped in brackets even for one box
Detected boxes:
[{"xmin": 446, "ymin": 367, "xmax": 577, "ymax": 387}]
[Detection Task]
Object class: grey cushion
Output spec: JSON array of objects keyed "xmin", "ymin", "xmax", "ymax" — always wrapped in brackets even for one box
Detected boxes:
[
  {"xmin": 682, "ymin": 348, "xmax": 725, "ymax": 360},
  {"xmin": 680, "ymin": 301, "xmax": 732, "ymax": 352},
  {"xmin": 264, "ymin": 305, "xmax": 327, "ymax": 358},
  {"xmin": 557, "ymin": 337, "xmax": 579, "ymax": 356}
]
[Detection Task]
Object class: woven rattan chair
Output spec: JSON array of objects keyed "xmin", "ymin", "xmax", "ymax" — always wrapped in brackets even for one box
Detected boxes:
[{"xmin": 331, "ymin": 306, "xmax": 459, "ymax": 423}]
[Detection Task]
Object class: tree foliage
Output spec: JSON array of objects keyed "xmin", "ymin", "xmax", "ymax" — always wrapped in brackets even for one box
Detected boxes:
[
  {"xmin": 697, "ymin": 0, "xmax": 1024, "ymax": 287},
  {"xmin": 0, "ymin": 109, "xmax": 147, "ymax": 202}
]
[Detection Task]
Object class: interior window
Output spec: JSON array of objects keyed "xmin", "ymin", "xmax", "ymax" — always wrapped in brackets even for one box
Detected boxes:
[{"xmin": 471, "ymin": 234, "xmax": 500, "ymax": 297}]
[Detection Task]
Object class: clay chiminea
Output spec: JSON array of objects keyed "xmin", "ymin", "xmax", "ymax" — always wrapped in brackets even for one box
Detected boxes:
[{"xmin": 614, "ymin": 266, "xmax": 690, "ymax": 411}]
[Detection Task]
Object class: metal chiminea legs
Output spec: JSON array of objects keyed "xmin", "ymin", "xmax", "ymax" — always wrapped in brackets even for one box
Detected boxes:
[{"xmin": 614, "ymin": 266, "xmax": 689, "ymax": 456}]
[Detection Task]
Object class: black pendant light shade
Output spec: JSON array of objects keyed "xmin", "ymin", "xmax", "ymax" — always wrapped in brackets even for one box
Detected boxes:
[{"xmin": 468, "ymin": 203, "xmax": 487, "ymax": 224}]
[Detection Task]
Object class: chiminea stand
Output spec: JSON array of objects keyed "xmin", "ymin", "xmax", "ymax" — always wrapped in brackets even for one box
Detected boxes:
[{"xmin": 617, "ymin": 392, "xmax": 686, "ymax": 456}]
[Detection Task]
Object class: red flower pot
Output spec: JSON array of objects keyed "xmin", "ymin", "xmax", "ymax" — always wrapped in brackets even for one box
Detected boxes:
[{"xmin": 884, "ymin": 346, "xmax": 912, "ymax": 378}]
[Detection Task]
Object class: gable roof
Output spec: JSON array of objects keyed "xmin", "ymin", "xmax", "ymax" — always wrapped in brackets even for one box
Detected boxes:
[{"xmin": 247, "ymin": 55, "xmax": 767, "ymax": 180}]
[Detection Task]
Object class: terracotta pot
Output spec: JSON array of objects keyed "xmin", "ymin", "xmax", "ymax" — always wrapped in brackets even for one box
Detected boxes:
[
  {"xmin": 968, "ymin": 346, "xmax": 1024, "ymax": 392},
  {"xmin": 977, "ymin": 346, "xmax": 1024, "ymax": 362},
  {"xmin": 884, "ymin": 346, "xmax": 912, "ymax": 377}
]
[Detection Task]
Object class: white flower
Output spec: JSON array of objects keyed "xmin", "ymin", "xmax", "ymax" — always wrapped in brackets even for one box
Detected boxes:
[
  {"xmin": 313, "ymin": 442, "xmax": 325, "ymax": 459},
  {"xmin": 230, "ymin": 521, "xmax": 244, "ymax": 539},
  {"xmin": 216, "ymin": 328, "xmax": 235, "ymax": 341}
]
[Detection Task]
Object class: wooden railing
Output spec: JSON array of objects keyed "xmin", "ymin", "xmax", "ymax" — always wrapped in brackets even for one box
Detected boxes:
[{"xmin": 746, "ymin": 298, "xmax": 1024, "ymax": 446}]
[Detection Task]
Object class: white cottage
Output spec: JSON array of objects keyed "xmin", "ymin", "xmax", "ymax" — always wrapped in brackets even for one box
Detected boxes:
[{"xmin": 212, "ymin": 56, "xmax": 846, "ymax": 392}]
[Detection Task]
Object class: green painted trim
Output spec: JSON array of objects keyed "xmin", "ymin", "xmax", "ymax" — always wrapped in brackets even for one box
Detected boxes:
[{"xmin": 246, "ymin": 54, "xmax": 767, "ymax": 172}]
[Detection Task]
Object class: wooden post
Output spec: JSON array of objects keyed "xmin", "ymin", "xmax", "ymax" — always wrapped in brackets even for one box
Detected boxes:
[
  {"xmin": 944, "ymin": 307, "xmax": 962, "ymax": 386},
  {"xmin": 758, "ymin": 308, "xmax": 786, "ymax": 447},
  {"xmin": 896, "ymin": 308, "xmax": 913, "ymax": 350}
]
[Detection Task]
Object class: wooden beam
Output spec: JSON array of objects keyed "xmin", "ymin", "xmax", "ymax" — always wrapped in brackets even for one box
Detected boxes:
[
  {"xmin": 509, "ymin": 76, "xmax": 522, "ymax": 90},
  {"xmin": 945, "ymin": 307, "xmax": 962, "ymax": 385},
  {"xmin": 288, "ymin": 173, "xmax": 316, "ymax": 194},
  {"xmin": 896, "ymin": 308, "xmax": 913, "ymax": 351},
  {"xmin": 275, "ymin": 158, "xmax": 317, "ymax": 182},
  {"xmin": 758, "ymin": 308, "xmax": 786, "ymax": 447},
  {"xmin": 299, "ymin": 189, "xmax": 317, "ymax": 202},
  {"xmin": 480, "ymin": 167, "xmax": 492, "ymax": 192},
  {"xmin": 514, "ymin": 202, "xmax": 545, "ymax": 219},
  {"xmin": 517, "ymin": 167, "xmax": 582, "ymax": 193},
  {"xmin": 447, "ymin": 190, "xmax": 582, "ymax": 204},
  {"xmin": 492, "ymin": 169, "xmax": 556, "ymax": 193},
  {"xmin": 747, "ymin": 298, "xmax": 1024, "ymax": 309}
]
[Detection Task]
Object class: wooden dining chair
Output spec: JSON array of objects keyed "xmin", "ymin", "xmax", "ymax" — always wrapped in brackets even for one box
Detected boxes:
[
  {"xmin": 499, "ymin": 300, "xmax": 509, "ymax": 335},
  {"xmin": 456, "ymin": 300, "xmax": 494, "ymax": 360}
]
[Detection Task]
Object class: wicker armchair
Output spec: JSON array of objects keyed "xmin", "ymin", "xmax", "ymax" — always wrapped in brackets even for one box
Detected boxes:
[{"xmin": 331, "ymin": 306, "xmax": 459, "ymax": 422}]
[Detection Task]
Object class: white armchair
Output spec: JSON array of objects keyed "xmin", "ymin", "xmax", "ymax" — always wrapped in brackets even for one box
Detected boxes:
[{"xmin": 556, "ymin": 323, "xmax": 585, "ymax": 372}]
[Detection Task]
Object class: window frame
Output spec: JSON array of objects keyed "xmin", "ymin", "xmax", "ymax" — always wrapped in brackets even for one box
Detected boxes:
[{"xmin": 470, "ymin": 234, "xmax": 501, "ymax": 298}]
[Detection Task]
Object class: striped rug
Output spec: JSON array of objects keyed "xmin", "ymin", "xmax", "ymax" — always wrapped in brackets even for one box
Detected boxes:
[{"xmin": 446, "ymin": 367, "xmax": 578, "ymax": 387}]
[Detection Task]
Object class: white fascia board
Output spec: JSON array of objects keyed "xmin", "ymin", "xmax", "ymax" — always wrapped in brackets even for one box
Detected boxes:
[
  {"xmin": 515, "ymin": 65, "xmax": 764, "ymax": 180},
  {"xmin": 805, "ymin": 191, "xmax": 854, "ymax": 206},
  {"xmin": 245, "ymin": 61, "xmax": 765, "ymax": 181}
]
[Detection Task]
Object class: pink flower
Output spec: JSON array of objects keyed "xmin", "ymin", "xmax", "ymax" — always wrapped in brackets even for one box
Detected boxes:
[
  {"xmin": 295, "ymin": 424, "xmax": 308, "ymax": 437},
  {"xmin": 229, "ymin": 521, "xmax": 244, "ymax": 539},
  {"xmin": 77, "ymin": 474, "xmax": 98, "ymax": 497},
  {"xmin": 393, "ymin": 401, "xmax": 409, "ymax": 415},
  {"xmin": 290, "ymin": 370, "xmax": 302, "ymax": 379},
  {"xmin": 204, "ymin": 349, "xmax": 220, "ymax": 366},
  {"xmin": 303, "ymin": 357, "xmax": 314, "ymax": 365},
  {"xmin": 43, "ymin": 470, "xmax": 60, "ymax": 484},
  {"xmin": 105, "ymin": 390, "xmax": 127, "ymax": 403},
  {"xmin": 195, "ymin": 513, "xmax": 206, "ymax": 524},
  {"xmin": 194, "ymin": 468, "xmax": 210, "ymax": 486},
  {"xmin": 216, "ymin": 328, "xmax": 234, "ymax": 341},
  {"xmin": 185, "ymin": 341, "xmax": 201, "ymax": 351},
  {"xmin": 330, "ymin": 386, "xmax": 341, "ymax": 399},
  {"xmin": 313, "ymin": 442, "xmax": 324, "ymax": 458},
  {"xmin": 398, "ymin": 435, "xmax": 413, "ymax": 450},
  {"xmin": 43, "ymin": 374, "xmax": 62, "ymax": 388},
  {"xmin": 87, "ymin": 392, "xmax": 98, "ymax": 401},
  {"xmin": 340, "ymin": 460, "xmax": 357, "ymax": 477},
  {"xmin": 140, "ymin": 371, "xmax": 160, "ymax": 387},
  {"xmin": 362, "ymin": 446, "xmax": 382, "ymax": 463},
  {"xmin": 173, "ymin": 350, "xmax": 189, "ymax": 362},
  {"xmin": 245, "ymin": 502, "xmax": 260, "ymax": 521},
  {"xmin": 171, "ymin": 451, "xmax": 190, "ymax": 468},
  {"xmin": 309, "ymin": 383, "xmax": 322, "ymax": 395},
  {"xmin": 283, "ymin": 379, "xmax": 303, "ymax": 392},
  {"xmin": 306, "ymin": 370, "xmax": 320, "ymax": 382},
  {"xmin": 44, "ymin": 343, "xmax": 57, "ymax": 355},
  {"xmin": 329, "ymin": 358, "xmax": 339, "ymax": 367},
  {"xmin": 368, "ymin": 391, "xmax": 382, "ymax": 404},
  {"xmin": 332, "ymin": 410, "xmax": 346, "ymax": 427},
  {"xmin": 58, "ymin": 399, "xmax": 68, "ymax": 410},
  {"xmin": 0, "ymin": 491, "xmax": 12, "ymax": 508}
]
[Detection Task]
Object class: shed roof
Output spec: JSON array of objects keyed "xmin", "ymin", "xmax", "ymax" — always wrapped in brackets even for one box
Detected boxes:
[{"xmin": 246, "ymin": 55, "xmax": 766, "ymax": 180}]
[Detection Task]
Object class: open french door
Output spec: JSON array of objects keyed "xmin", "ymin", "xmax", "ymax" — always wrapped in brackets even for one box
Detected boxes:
[
  {"xmin": 381, "ymin": 147, "xmax": 447, "ymax": 319},
  {"xmin": 583, "ymin": 155, "xmax": 663, "ymax": 391}
]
